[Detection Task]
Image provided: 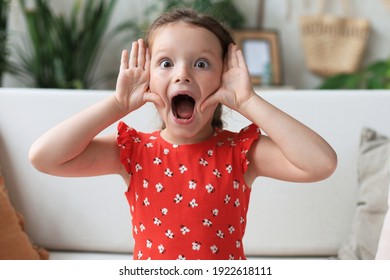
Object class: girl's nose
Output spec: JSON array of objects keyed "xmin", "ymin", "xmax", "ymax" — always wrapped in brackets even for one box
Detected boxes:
[{"xmin": 175, "ymin": 64, "xmax": 192, "ymax": 83}]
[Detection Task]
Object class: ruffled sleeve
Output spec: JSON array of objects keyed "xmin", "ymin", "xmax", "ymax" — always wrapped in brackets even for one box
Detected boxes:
[
  {"xmin": 236, "ymin": 123, "xmax": 261, "ymax": 173},
  {"xmin": 117, "ymin": 121, "xmax": 138, "ymax": 175}
]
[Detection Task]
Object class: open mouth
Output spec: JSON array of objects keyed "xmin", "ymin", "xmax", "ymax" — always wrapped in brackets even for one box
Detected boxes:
[{"xmin": 172, "ymin": 94, "xmax": 195, "ymax": 120}]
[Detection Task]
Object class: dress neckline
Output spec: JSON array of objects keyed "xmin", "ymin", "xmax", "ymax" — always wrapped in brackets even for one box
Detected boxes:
[{"xmin": 155, "ymin": 128, "xmax": 223, "ymax": 150}]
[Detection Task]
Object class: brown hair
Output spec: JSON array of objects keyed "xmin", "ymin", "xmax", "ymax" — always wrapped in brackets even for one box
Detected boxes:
[{"xmin": 145, "ymin": 8, "xmax": 235, "ymax": 129}]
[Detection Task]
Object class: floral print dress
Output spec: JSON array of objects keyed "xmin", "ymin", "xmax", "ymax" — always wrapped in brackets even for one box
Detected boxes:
[{"xmin": 117, "ymin": 121, "xmax": 260, "ymax": 260}]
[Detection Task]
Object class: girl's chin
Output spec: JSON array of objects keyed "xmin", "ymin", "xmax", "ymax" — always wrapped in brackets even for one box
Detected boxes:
[
  {"xmin": 166, "ymin": 113, "xmax": 198, "ymax": 136},
  {"xmin": 163, "ymin": 115, "xmax": 214, "ymax": 144}
]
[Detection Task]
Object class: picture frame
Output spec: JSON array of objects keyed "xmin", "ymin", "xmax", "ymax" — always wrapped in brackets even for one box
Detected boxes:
[{"xmin": 232, "ymin": 30, "xmax": 282, "ymax": 86}]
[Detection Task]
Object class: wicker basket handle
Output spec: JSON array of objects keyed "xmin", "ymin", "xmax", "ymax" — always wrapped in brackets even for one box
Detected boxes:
[{"xmin": 317, "ymin": 0, "xmax": 351, "ymax": 16}]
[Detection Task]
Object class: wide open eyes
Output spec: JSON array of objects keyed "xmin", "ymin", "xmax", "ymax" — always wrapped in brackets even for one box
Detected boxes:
[
  {"xmin": 159, "ymin": 59, "xmax": 173, "ymax": 68},
  {"xmin": 194, "ymin": 59, "xmax": 209, "ymax": 69},
  {"xmin": 158, "ymin": 59, "xmax": 209, "ymax": 69}
]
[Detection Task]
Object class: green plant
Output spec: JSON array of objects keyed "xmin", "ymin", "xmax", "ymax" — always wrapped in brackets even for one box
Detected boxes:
[
  {"xmin": 318, "ymin": 57, "xmax": 390, "ymax": 89},
  {"xmin": 0, "ymin": 0, "xmax": 11, "ymax": 86},
  {"xmin": 16, "ymin": 0, "xmax": 117, "ymax": 89},
  {"xmin": 115, "ymin": 0, "xmax": 246, "ymax": 41},
  {"xmin": 158, "ymin": 0, "xmax": 246, "ymax": 29}
]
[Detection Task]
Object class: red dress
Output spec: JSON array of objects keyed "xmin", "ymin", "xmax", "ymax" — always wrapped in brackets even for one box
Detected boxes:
[{"xmin": 117, "ymin": 121, "xmax": 260, "ymax": 260}]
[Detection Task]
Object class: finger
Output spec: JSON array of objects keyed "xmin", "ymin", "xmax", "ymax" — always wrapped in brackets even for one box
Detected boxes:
[
  {"xmin": 236, "ymin": 49, "xmax": 248, "ymax": 70},
  {"xmin": 138, "ymin": 39, "xmax": 146, "ymax": 69},
  {"xmin": 229, "ymin": 44, "xmax": 239, "ymax": 68},
  {"xmin": 120, "ymin": 50, "xmax": 129, "ymax": 70},
  {"xmin": 129, "ymin": 41, "xmax": 138, "ymax": 67},
  {"xmin": 145, "ymin": 48, "xmax": 150, "ymax": 72}
]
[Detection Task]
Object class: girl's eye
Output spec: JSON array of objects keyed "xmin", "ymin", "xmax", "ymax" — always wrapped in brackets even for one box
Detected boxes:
[
  {"xmin": 159, "ymin": 59, "xmax": 173, "ymax": 68},
  {"xmin": 195, "ymin": 60, "xmax": 209, "ymax": 69}
]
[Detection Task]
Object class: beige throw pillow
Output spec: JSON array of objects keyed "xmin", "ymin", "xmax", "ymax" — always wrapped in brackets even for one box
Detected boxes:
[
  {"xmin": 0, "ymin": 169, "xmax": 49, "ymax": 260},
  {"xmin": 337, "ymin": 127, "xmax": 390, "ymax": 259}
]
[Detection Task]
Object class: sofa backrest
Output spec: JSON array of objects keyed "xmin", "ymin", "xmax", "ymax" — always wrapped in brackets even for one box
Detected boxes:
[{"xmin": 1, "ymin": 88, "xmax": 389, "ymax": 257}]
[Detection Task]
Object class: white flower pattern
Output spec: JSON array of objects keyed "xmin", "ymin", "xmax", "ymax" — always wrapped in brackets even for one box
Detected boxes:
[{"xmin": 117, "ymin": 122, "xmax": 260, "ymax": 260}]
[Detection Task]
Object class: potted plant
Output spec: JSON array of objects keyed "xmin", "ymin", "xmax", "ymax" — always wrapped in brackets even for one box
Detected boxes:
[
  {"xmin": 15, "ymin": 0, "xmax": 118, "ymax": 89},
  {"xmin": 0, "ymin": 0, "xmax": 11, "ymax": 86},
  {"xmin": 13, "ymin": 0, "xmax": 246, "ymax": 89},
  {"xmin": 318, "ymin": 56, "xmax": 390, "ymax": 89}
]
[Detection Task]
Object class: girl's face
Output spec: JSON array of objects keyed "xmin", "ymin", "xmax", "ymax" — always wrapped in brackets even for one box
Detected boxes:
[{"xmin": 148, "ymin": 22, "xmax": 223, "ymax": 144}]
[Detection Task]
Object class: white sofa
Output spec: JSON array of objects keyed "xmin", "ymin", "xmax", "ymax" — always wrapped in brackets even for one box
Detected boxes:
[{"xmin": 0, "ymin": 88, "xmax": 389, "ymax": 260}]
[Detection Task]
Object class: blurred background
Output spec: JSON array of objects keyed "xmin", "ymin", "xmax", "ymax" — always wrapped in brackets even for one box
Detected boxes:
[{"xmin": 1, "ymin": 0, "xmax": 390, "ymax": 90}]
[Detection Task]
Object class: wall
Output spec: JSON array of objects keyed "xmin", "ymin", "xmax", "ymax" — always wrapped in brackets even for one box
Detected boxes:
[{"xmin": 4, "ymin": 0, "xmax": 390, "ymax": 89}]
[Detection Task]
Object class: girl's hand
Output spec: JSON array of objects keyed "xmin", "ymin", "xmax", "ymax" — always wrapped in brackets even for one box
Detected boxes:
[
  {"xmin": 201, "ymin": 44, "xmax": 255, "ymax": 113},
  {"xmin": 114, "ymin": 39, "xmax": 163, "ymax": 111}
]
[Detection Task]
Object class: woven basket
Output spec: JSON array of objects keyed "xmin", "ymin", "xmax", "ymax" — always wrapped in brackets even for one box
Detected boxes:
[{"xmin": 300, "ymin": 0, "xmax": 370, "ymax": 77}]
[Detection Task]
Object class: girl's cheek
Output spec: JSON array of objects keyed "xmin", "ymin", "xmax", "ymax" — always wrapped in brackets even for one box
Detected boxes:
[
  {"xmin": 149, "ymin": 74, "xmax": 169, "ymax": 105},
  {"xmin": 148, "ymin": 72, "xmax": 159, "ymax": 93}
]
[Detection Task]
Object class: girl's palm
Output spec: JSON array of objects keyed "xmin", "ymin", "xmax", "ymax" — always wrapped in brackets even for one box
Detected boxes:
[
  {"xmin": 202, "ymin": 44, "xmax": 254, "ymax": 112},
  {"xmin": 115, "ymin": 39, "xmax": 162, "ymax": 111}
]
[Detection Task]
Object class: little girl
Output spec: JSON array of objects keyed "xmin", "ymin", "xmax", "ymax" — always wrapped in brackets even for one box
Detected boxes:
[{"xmin": 29, "ymin": 8, "xmax": 337, "ymax": 260}]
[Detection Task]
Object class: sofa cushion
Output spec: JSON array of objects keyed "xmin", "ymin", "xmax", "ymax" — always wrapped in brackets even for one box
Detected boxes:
[
  {"xmin": 337, "ymin": 127, "xmax": 390, "ymax": 259},
  {"xmin": 375, "ymin": 180, "xmax": 390, "ymax": 259},
  {"xmin": 0, "ymin": 168, "xmax": 49, "ymax": 260}
]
